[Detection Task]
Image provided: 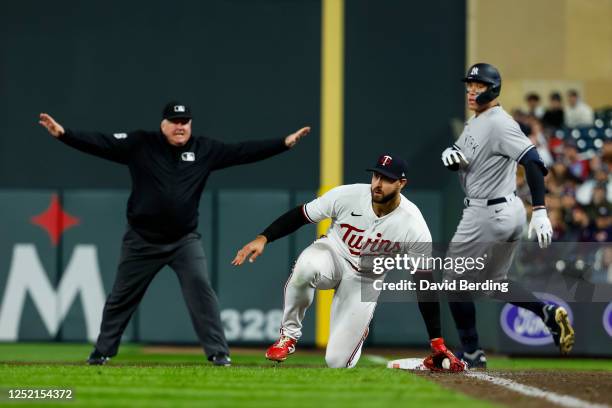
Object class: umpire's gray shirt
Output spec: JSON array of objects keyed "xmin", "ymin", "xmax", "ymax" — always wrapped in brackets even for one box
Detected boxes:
[{"xmin": 454, "ymin": 106, "xmax": 534, "ymax": 199}]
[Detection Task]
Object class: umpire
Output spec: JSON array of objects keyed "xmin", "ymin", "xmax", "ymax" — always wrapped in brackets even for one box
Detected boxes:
[{"xmin": 38, "ymin": 102, "xmax": 310, "ymax": 366}]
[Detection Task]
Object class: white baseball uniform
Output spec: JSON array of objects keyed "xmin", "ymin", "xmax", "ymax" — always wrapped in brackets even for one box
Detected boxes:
[{"xmin": 280, "ymin": 183, "xmax": 432, "ymax": 368}]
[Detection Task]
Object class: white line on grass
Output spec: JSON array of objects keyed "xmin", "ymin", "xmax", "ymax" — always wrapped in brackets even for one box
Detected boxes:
[
  {"xmin": 364, "ymin": 354, "xmax": 388, "ymax": 364},
  {"xmin": 466, "ymin": 371, "xmax": 609, "ymax": 408}
]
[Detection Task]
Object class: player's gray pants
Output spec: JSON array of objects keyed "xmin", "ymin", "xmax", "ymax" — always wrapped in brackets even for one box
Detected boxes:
[
  {"xmin": 95, "ymin": 227, "xmax": 229, "ymax": 359},
  {"xmin": 280, "ymin": 239, "xmax": 378, "ymax": 368},
  {"xmin": 445, "ymin": 193, "xmax": 526, "ymax": 284}
]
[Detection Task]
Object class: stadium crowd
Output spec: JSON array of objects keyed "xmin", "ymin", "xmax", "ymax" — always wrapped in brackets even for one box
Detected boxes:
[{"xmin": 512, "ymin": 90, "xmax": 612, "ymax": 282}]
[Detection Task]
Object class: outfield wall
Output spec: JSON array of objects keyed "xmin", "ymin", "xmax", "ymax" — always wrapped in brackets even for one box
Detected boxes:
[
  {"xmin": 1, "ymin": 190, "xmax": 610, "ymax": 356},
  {"xmin": 0, "ymin": 189, "xmax": 439, "ymax": 347}
]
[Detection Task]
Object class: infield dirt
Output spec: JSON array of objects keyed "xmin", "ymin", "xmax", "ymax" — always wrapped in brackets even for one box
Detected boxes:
[{"xmin": 420, "ymin": 369, "xmax": 612, "ymax": 407}]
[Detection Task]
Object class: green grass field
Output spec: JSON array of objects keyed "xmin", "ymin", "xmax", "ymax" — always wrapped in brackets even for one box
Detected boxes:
[{"xmin": 1, "ymin": 343, "xmax": 611, "ymax": 407}]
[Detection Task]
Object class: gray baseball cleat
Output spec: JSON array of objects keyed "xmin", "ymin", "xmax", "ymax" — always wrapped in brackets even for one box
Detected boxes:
[{"xmin": 457, "ymin": 349, "xmax": 487, "ymax": 369}]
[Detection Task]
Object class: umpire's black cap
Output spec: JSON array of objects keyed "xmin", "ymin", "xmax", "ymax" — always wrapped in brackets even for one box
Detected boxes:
[
  {"xmin": 162, "ymin": 101, "xmax": 192, "ymax": 120},
  {"xmin": 366, "ymin": 154, "xmax": 407, "ymax": 180}
]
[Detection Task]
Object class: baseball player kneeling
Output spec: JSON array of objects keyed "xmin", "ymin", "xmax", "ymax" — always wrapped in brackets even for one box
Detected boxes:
[{"xmin": 233, "ymin": 154, "xmax": 465, "ymax": 371}]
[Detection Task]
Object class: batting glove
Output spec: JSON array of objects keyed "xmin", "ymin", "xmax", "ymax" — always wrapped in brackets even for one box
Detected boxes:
[
  {"xmin": 528, "ymin": 208, "xmax": 553, "ymax": 249},
  {"xmin": 441, "ymin": 147, "xmax": 468, "ymax": 167}
]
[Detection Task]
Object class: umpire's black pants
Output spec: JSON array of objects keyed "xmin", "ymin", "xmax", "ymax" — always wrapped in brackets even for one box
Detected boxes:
[{"xmin": 94, "ymin": 227, "xmax": 229, "ymax": 359}]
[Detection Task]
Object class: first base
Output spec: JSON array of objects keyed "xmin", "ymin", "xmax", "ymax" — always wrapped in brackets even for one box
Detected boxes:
[{"xmin": 387, "ymin": 358, "xmax": 428, "ymax": 371}]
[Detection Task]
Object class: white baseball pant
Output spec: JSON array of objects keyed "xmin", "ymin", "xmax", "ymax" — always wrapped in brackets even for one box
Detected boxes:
[{"xmin": 280, "ymin": 238, "xmax": 378, "ymax": 368}]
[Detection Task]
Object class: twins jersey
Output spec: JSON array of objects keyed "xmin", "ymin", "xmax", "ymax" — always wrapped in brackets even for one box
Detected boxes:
[
  {"xmin": 301, "ymin": 184, "xmax": 432, "ymax": 271},
  {"xmin": 454, "ymin": 106, "xmax": 535, "ymax": 199}
]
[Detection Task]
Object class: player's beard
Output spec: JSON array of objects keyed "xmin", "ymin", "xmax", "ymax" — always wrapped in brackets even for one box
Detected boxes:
[{"xmin": 371, "ymin": 189, "xmax": 397, "ymax": 204}]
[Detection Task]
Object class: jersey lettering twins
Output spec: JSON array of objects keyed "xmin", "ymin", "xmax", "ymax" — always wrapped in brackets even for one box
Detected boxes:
[
  {"xmin": 301, "ymin": 184, "xmax": 432, "ymax": 271},
  {"xmin": 454, "ymin": 106, "xmax": 535, "ymax": 199}
]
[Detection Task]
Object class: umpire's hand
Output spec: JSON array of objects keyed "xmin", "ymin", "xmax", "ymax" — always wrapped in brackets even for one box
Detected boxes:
[
  {"xmin": 285, "ymin": 127, "xmax": 311, "ymax": 148},
  {"xmin": 38, "ymin": 113, "xmax": 65, "ymax": 138},
  {"xmin": 232, "ymin": 235, "xmax": 268, "ymax": 266}
]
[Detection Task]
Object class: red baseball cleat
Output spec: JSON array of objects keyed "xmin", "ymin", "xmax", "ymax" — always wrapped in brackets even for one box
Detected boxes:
[
  {"xmin": 423, "ymin": 337, "xmax": 467, "ymax": 372},
  {"xmin": 265, "ymin": 335, "xmax": 297, "ymax": 362}
]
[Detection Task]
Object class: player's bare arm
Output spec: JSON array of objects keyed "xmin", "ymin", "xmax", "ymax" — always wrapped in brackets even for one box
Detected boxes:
[
  {"xmin": 38, "ymin": 113, "xmax": 65, "ymax": 138},
  {"xmin": 232, "ymin": 235, "xmax": 268, "ymax": 266},
  {"xmin": 284, "ymin": 126, "xmax": 311, "ymax": 148}
]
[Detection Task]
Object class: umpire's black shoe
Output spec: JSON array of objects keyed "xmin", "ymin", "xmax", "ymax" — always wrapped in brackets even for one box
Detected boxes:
[
  {"xmin": 457, "ymin": 349, "xmax": 487, "ymax": 369},
  {"xmin": 543, "ymin": 304, "xmax": 575, "ymax": 355},
  {"xmin": 87, "ymin": 349, "xmax": 110, "ymax": 366},
  {"xmin": 210, "ymin": 353, "xmax": 232, "ymax": 367}
]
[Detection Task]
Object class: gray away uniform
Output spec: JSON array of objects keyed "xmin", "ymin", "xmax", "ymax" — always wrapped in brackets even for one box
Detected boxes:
[{"xmin": 447, "ymin": 106, "xmax": 535, "ymax": 282}]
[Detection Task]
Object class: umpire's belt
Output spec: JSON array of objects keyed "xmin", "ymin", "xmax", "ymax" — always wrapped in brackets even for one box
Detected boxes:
[{"xmin": 464, "ymin": 192, "xmax": 517, "ymax": 208}]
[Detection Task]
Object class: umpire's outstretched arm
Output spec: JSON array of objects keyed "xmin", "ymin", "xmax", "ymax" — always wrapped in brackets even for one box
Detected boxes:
[
  {"xmin": 38, "ymin": 113, "xmax": 136, "ymax": 164},
  {"xmin": 209, "ymin": 127, "xmax": 310, "ymax": 170}
]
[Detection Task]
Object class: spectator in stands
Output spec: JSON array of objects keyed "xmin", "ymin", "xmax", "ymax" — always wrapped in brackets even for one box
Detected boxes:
[
  {"xmin": 546, "ymin": 195, "xmax": 563, "ymax": 212},
  {"xmin": 526, "ymin": 116, "xmax": 554, "ymax": 167},
  {"xmin": 546, "ymin": 162, "xmax": 569, "ymax": 196},
  {"xmin": 565, "ymin": 89, "xmax": 594, "ymax": 128},
  {"xmin": 589, "ymin": 155, "xmax": 604, "ymax": 173},
  {"xmin": 512, "ymin": 109, "xmax": 531, "ymax": 135},
  {"xmin": 602, "ymin": 141, "xmax": 612, "ymax": 169},
  {"xmin": 560, "ymin": 194, "xmax": 577, "ymax": 226},
  {"xmin": 576, "ymin": 168, "xmax": 611, "ymax": 205},
  {"xmin": 544, "ymin": 195, "xmax": 564, "ymax": 237},
  {"xmin": 587, "ymin": 207, "xmax": 612, "ymax": 242},
  {"xmin": 525, "ymin": 92, "xmax": 545, "ymax": 119},
  {"xmin": 542, "ymin": 92, "xmax": 564, "ymax": 129},
  {"xmin": 585, "ymin": 184, "xmax": 612, "ymax": 221},
  {"xmin": 567, "ymin": 206, "xmax": 591, "ymax": 242},
  {"xmin": 563, "ymin": 140, "xmax": 590, "ymax": 182},
  {"xmin": 549, "ymin": 209, "xmax": 566, "ymax": 241},
  {"xmin": 548, "ymin": 135, "xmax": 565, "ymax": 161}
]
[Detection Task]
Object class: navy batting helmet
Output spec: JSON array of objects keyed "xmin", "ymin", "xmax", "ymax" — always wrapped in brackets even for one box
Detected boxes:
[{"xmin": 462, "ymin": 63, "xmax": 501, "ymax": 105}]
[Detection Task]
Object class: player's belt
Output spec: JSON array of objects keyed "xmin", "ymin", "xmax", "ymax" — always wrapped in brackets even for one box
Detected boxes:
[{"xmin": 464, "ymin": 191, "xmax": 517, "ymax": 207}]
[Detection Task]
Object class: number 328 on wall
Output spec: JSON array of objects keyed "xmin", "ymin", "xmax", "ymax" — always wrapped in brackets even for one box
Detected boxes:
[{"xmin": 221, "ymin": 309, "xmax": 283, "ymax": 341}]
